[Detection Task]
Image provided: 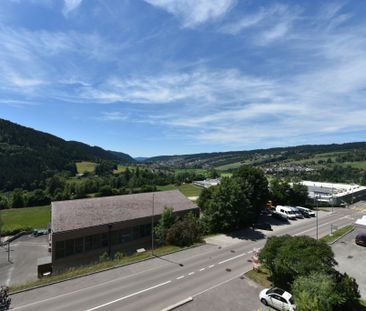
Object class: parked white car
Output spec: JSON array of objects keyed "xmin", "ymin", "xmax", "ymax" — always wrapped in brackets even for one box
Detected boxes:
[
  {"xmin": 275, "ymin": 206, "xmax": 297, "ymax": 220},
  {"xmin": 259, "ymin": 287, "xmax": 296, "ymax": 311}
]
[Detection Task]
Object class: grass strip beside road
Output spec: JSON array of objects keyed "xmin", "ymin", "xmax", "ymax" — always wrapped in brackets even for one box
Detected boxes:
[
  {"xmin": 9, "ymin": 244, "xmax": 202, "ymax": 294},
  {"xmin": 244, "ymin": 268, "xmax": 272, "ymax": 288},
  {"xmin": 321, "ymin": 225, "xmax": 354, "ymax": 244}
]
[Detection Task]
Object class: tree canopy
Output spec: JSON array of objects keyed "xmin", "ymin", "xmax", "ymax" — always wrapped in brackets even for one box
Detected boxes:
[{"xmin": 199, "ymin": 166, "xmax": 269, "ymax": 233}]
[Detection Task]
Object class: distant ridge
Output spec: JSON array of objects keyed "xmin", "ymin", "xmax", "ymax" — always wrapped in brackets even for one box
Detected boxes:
[
  {"xmin": 0, "ymin": 118, "xmax": 135, "ymax": 190},
  {"xmin": 144, "ymin": 142, "xmax": 366, "ymax": 168}
]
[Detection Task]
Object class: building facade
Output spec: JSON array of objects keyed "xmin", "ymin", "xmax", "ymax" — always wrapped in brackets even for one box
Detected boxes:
[{"xmin": 51, "ymin": 190, "xmax": 198, "ymax": 270}]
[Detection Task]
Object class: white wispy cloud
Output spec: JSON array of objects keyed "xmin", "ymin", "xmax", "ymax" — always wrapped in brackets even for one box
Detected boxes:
[
  {"xmin": 220, "ymin": 4, "xmax": 289, "ymax": 35},
  {"xmin": 76, "ymin": 69, "xmax": 277, "ymax": 105},
  {"xmin": 144, "ymin": 0, "xmax": 236, "ymax": 28},
  {"xmin": 63, "ymin": 0, "xmax": 83, "ymax": 17},
  {"xmin": 0, "ymin": 24, "xmax": 122, "ymax": 94},
  {"xmin": 98, "ymin": 112, "xmax": 128, "ymax": 121}
]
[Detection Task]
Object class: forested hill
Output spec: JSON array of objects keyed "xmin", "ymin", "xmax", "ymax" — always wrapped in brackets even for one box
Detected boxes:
[
  {"xmin": 0, "ymin": 119, "xmax": 135, "ymax": 190},
  {"xmin": 144, "ymin": 142, "xmax": 366, "ymax": 168}
]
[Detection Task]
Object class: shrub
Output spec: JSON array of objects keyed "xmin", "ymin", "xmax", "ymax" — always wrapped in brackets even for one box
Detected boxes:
[
  {"xmin": 166, "ymin": 213, "xmax": 202, "ymax": 247},
  {"xmin": 99, "ymin": 252, "xmax": 109, "ymax": 262},
  {"xmin": 113, "ymin": 251, "xmax": 123, "ymax": 261}
]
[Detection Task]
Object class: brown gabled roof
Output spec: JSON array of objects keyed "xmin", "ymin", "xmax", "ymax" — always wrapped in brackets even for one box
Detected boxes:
[{"xmin": 51, "ymin": 190, "xmax": 197, "ymax": 233}]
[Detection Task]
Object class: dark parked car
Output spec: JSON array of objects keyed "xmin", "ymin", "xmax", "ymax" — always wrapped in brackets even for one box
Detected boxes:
[
  {"xmin": 355, "ymin": 233, "xmax": 366, "ymax": 246},
  {"xmin": 252, "ymin": 222, "xmax": 272, "ymax": 231},
  {"xmin": 271, "ymin": 211, "xmax": 289, "ymax": 222}
]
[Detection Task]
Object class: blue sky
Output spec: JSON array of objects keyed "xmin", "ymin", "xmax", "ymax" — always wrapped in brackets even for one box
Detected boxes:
[{"xmin": 1, "ymin": 0, "xmax": 366, "ymax": 157}]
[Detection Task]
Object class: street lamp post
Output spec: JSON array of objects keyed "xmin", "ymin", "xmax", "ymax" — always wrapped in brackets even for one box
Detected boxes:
[
  {"xmin": 315, "ymin": 194, "xmax": 319, "ymax": 240},
  {"xmin": 151, "ymin": 193, "xmax": 155, "ymax": 256}
]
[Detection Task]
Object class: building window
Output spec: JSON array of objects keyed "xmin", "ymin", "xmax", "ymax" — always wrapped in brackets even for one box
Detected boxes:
[
  {"xmin": 92, "ymin": 234, "xmax": 102, "ymax": 249},
  {"xmin": 65, "ymin": 239, "xmax": 74, "ymax": 256},
  {"xmin": 85, "ymin": 236, "xmax": 93, "ymax": 251},
  {"xmin": 55, "ymin": 241, "xmax": 65, "ymax": 259},
  {"xmin": 101, "ymin": 233, "xmax": 108, "ymax": 247},
  {"xmin": 140, "ymin": 224, "xmax": 151, "ymax": 237},
  {"xmin": 74, "ymin": 238, "xmax": 84, "ymax": 254},
  {"xmin": 111, "ymin": 230, "xmax": 120, "ymax": 245}
]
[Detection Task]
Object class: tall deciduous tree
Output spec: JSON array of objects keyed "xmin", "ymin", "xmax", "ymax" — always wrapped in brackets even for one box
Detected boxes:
[
  {"xmin": 259, "ymin": 235, "xmax": 337, "ymax": 289},
  {"xmin": 154, "ymin": 207, "xmax": 176, "ymax": 244},
  {"xmin": 292, "ymin": 272, "xmax": 342, "ymax": 311}
]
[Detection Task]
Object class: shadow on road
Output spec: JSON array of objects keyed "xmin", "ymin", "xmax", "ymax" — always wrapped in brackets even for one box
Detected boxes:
[
  {"xmin": 227, "ymin": 228, "xmax": 266, "ymax": 241},
  {"xmin": 153, "ymin": 254, "xmax": 184, "ymax": 267}
]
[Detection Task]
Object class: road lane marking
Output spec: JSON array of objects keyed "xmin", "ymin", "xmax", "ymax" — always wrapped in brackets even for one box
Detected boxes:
[
  {"xmin": 218, "ymin": 253, "xmax": 246, "ymax": 265},
  {"xmin": 176, "ymin": 275, "xmax": 185, "ymax": 280},
  {"xmin": 208, "ymin": 264, "xmax": 215, "ymax": 268},
  {"xmin": 247, "ymin": 250, "xmax": 253, "ymax": 254},
  {"xmin": 188, "ymin": 272, "xmax": 195, "ymax": 276},
  {"xmin": 199, "ymin": 268, "xmax": 205, "ymax": 271},
  {"xmin": 294, "ymin": 217, "xmax": 349, "ymax": 236},
  {"xmin": 11, "ymin": 265, "xmax": 165, "ymax": 310},
  {"xmin": 85, "ymin": 280, "xmax": 172, "ymax": 311},
  {"xmin": 192, "ymin": 271, "xmax": 246, "ymax": 297}
]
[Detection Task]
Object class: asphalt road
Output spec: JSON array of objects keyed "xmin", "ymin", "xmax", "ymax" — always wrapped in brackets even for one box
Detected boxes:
[{"xmin": 10, "ymin": 207, "xmax": 363, "ymax": 311}]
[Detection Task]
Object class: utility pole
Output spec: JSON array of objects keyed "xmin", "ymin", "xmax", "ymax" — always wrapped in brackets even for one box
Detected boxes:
[
  {"xmin": 151, "ymin": 193, "xmax": 155, "ymax": 256},
  {"xmin": 316, "ymin": 195, "xmax": 319, "ymax": 240},
  {"xmin": 331, "ymin": 186, "xmax": 334, "ymax": 213},
  {"xmin": 7, "ymin": 241, "xmax": 10, "ymax": 263}
]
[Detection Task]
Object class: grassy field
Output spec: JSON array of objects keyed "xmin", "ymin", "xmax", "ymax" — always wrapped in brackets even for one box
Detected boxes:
[
  {"xmin": 215, "ymin": 161, "xmax": 243, "ymax": 170},
  {"xmin": 220, "ymin": 172, "xmax": 233, "ymax": 177},
  {"xmin": 174, "ymin": 168, "xmax": 209, "ymax": 176},
  {"xmin": 343, "ymin": 161, "xmax": 366, "ymax": 169},
  {"xmin": 0, "ymin": 205, "xmax": 51, "ymax": 235},
  {"xmin": 76, "ymin": 161, "xmax": 97, "ymax": 174},
  {"xmin": 113, "ymin": 164, "xmax": 128, "ymax": 174},
  {"xmin": 157, "ymin": 183, "xmax": 203, "ymax": 197}
]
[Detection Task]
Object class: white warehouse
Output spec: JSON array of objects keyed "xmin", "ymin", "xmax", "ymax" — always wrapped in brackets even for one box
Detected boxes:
[{"xmin": 299, "ymin": 180, "xmax": 366, "ymax": 205}]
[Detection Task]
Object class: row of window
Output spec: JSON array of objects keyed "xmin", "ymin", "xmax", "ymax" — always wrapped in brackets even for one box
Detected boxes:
[{"xmin": 55, "ymin": 223, "xmax": 152, "ymax": 259}]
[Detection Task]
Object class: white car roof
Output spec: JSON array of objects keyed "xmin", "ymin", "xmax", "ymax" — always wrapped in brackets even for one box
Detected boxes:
[{"xmin": 282, "ymin": 291, "xmax": 292, "ymax": 301}]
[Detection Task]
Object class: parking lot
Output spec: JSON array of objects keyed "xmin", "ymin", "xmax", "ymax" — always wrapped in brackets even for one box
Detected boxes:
[
  {"xmin": 332, "ymin": 227, "xmax": 366, "ymax": 298},
  {"xmin": 0, "ymin": 234, "xmax": 49, "ymax": 286}
]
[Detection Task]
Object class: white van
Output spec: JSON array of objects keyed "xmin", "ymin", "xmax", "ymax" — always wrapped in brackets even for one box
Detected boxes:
[{"xmin": 275, "ymin": 206, "xmax": 297, "ymax": 220}]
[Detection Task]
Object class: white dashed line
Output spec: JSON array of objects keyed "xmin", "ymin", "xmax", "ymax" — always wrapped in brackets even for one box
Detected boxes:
[
  {"xmin": 176, "ymin": 275, "xmax": 185, "ymax": 280},
  {"xmin": 85, "ymin": 280, "xmax": 172, "ymax": 311},
  {"xmin": 247, "ymin": 250, "xmax": 253, "ymax": 254},
  {"xmin": 199, "ymin": 268, "xmax": 205, "ymax": 271},
  {"xmin": 208, "ymin": 264, "xmax": 215, "ymax": 269},
  {"xmin": 188, "ymin": 272, "xmax": 195, "ymax": 276},
  {"xmin": 218, "ymin": 253, "xmax": 246, "ymax": 265}
]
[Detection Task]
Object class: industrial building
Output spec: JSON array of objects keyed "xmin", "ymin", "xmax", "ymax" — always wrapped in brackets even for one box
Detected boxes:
[
  {"xmin": 51, "ymin": 190, "xmax": 198, "ymax": 270},
  {"xmin": 193, "ymin": 178, "xmax": 220, "ymax": 188},
  {"xmin": 299, "ymin": 181, "xmax": 366, "ymax": 205}
]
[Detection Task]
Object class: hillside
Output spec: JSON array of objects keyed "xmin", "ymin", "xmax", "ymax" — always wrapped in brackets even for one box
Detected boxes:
[
  {"xmin": 0, "ymin": 119, "xmax": 135, "ymax": 190},
  {"xmin": 144, "ymin": 143, "xmax": 366, "ymax": 170}
]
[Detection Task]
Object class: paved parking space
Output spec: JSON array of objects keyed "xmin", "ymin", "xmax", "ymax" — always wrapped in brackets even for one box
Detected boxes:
[
  {"xmin": 0, "ymin": 234, "xmax": 49, "ymax": 286},
  {"xmin": 178, "ymin": 275, "xmax": 267, "ymax": 311},
  {"xmin": 332, "ymin": 227, "xmax": 366, "ymax": 298},
  {"xmin": 205, "ymin": 211, "xmax": 329, "ymax": 248}
]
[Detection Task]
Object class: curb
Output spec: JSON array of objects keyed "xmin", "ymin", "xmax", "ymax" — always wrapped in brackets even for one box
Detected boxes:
[
  {"xmin": 10, "ymin": 243, "xmax": 204, "ymax": 295},
  {"xmin": 328, "ymin": 226, "xmax": 355, "ymax": 245},
  {"xmin": 161, "ymin": 297, "xmax": 193, "ymax": 311}
]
